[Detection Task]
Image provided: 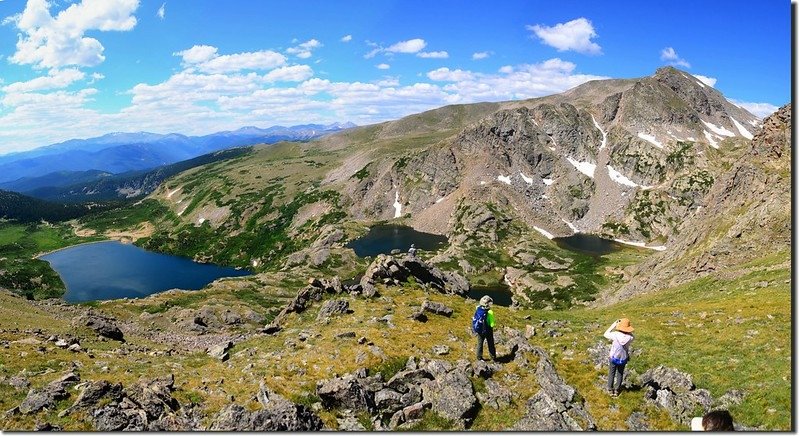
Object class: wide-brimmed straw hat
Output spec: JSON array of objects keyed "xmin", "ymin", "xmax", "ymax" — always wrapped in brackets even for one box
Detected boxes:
[{"xmin": 616, "ymin": 318, "xmax": 634, "ymax": 333}]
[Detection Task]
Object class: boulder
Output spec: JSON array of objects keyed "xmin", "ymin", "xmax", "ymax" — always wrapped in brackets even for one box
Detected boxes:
[
  {"xmin": 211, "ymin": 395, "xmax": 319, "ymax": 430},
  {"xmin": 316, "ymin": 299, "xmax": 351, "ymax": 320},
  {"xmin": 388, "ymin": 401, "xmax": 430, "ymax": 429},
  {"xmin": 316, "ymin": 375, "xmax": 373, "ymax": 412},
  {"xmin": 472, "ymin": 360, "xmax": 502, "ymax": 379},
  {"xmin": 19, "ymin": 372, "xmax": 80, "ymax": 414},
  {"xmin": 385, "ymin": 369, "xmax": 434, "ymax": 393},
  {"xmin": 640, "ymin": 366, "xmax": 714, "ymax": 426},
  {"xmin": 59, "ymin": 380, "xmax": 123, "ymax": 417},
  {"xmin": 359, "ymin": 255, "xmax": 470, "ymax": 297},
  {"xmin": 374, "ymin": 388, "xmax": 404, "ymax": 413},
  {"xmin": 73, "ymin": 313, "xmax": 124, "ymax": 342},
  {"xmin": 93, "ymin": 406, "xmax": 147, "ymax": 431},
  {"xmin": 510, "ymin": 349, "xmax": 596, "ymax": 431},
  {"xmin": 431, "ymin": 345, "xmax": 450, "ymax": 356},
  {"xmin": 640, "ymin": 365, "xmax": 694, "ymax": 394},
  {"xmin": 207, "ymin": 341, "xmax": 233, "ymax": 362},
  {"xmin": 421, "ymin": 368, "xmax": 478, "ymax": 423},
  {"xmin": 421, "ymin": 300, "xmax": 453, "ymax": 317},
  {"xmin": 476, "ymin": 379, "xmax": 512, "ymax": 409},
  {"xmin": 124, "ymin": 375, "xmax": 178, "ymax": 421}
]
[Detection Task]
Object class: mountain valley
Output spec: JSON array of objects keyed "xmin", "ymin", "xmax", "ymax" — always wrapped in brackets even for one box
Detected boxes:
[{"xmin": 0, "ymin": 67, "xmax": 790, "ymax": 431}]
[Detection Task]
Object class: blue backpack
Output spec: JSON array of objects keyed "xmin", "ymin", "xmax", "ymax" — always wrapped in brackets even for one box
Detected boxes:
[{"xmin": 472, "ymin": 306, "xmax": 488, "ymax": 335}]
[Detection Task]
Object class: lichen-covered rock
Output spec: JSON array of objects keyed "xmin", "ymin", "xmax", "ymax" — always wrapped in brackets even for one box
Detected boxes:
[
  {"xmin": 316, "ymin": 375, "xmax": 373, "ymax": 412},
  {"xmin": 510, "ymin": 349, "xmax": 595, "ymax": 431},
  {"xmin": 211, "ymin": 390, "xmax": 323, "ymax": 431},
  {"xmin": 73, "ymin": 313, "xmax": 124, "ymax": 341},
  {"xmin": 316, "ymin": 299, "xmax": 350, "ymax": 320},
  {"xmin": 421, "ymin": 300, "xmax": 453, "ymax": 317},
  {"xmin": 19, "ymin": 372, "xmax": 79, "ymax": 414},
  {"xmin": 421, "ymin": 368, "xmax": 477, "ymax": 423}
]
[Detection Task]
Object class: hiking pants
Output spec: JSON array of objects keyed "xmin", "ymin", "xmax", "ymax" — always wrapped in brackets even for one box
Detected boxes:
[
  {"xmin": 608, "ymin": 360, "xmax": 626, "ymax": 392},
  {"xmin": 476, "ymin": 328, "xmax": 496, "ymax": 360}
]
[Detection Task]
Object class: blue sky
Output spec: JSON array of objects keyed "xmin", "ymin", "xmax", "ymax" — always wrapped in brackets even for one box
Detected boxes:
[{"xmin": 0, "ymin": 0, "xmax": 790, "ymax": 154}]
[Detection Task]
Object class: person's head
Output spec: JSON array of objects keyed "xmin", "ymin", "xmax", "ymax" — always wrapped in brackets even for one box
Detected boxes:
[
  {"xmin": 615, "ymin": 318, "xmax": 634, "ymax": 334},
  {"xmin": 702, "ymin": 410, "xmax": 734, "ymax": 431},
  {"xmin": 479, "ymin": 295, "xmax": 493, "ymax": 308},
  {"xmin": 410, "ymin": 244, "xmax": 415, "ymax": 248}
]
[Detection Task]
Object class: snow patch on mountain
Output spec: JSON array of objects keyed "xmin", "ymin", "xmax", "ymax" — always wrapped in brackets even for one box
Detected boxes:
[
  {"xmin": 566, "ymin": 157, "xmax": 596, "ymax": 178},
  {"xmin": 701, "ymin": 120, "xmax": 735, "ymax": 137},
  {"xmin": 607, "ymin": 165, "xmax": 642, "ymax": 187},
  {"xmin": 703, "ymin": 131, "xmax": 719, "ymax": 149},
  {"xmin": 393, "ymin": 191, "xmax": 402, "ymax": 218},
  {"xmin": 533, "ymin": 226, "xmax": 554, "ymax": 239},
  {"xmin": 497, "ymin": 175, "xmax": 512, "ymax": 185},
  {"xmin": 519, "ymin": 172, "xmax": 533, "ymax": 185},
  {"xmin": 591, "ymin": 115, "xmax": 608, "ymax": 150},
  {"xmin": 637, "ymin": 132, "xmax": 664, "ymax": 149},
  {"xmin": 542, "ymin": 178, "xmax": 554, "ymax": 186},
  {"xmin": 730, "ymin": 117, "xmax": 754, "ymax": 140},
  {"xmin": 562, "ymin": 219, "xmax": 579, "ymax": 233},
  {"xmin": 614, "ymin": 238, "xmax": 667, "ymax": 251}
]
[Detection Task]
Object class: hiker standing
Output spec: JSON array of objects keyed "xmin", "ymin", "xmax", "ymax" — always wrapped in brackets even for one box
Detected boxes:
[
  {"xmin": 408, "ymin": 244, "xmax": 417, "ymax": 258},
  {"xmin": 603, "ymin": 318, "xmax": 634, "ymax": 397},
  {"xmin": 473, "ymin": 295, "xmax": 496, "ymax": 361}
]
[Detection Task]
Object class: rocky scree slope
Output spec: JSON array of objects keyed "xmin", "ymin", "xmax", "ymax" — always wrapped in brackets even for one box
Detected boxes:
[
  {"xmin": 344, "ymin": 67, "xmax": 758, "ymax": 245},
  {"xmin": 599, "ymin": 103, "xmax": 791, "ymax": 304}
]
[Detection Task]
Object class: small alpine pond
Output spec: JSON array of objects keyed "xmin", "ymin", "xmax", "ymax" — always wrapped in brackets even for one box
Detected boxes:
[{"xmin": 345, "ymin": 224, "xmax": 448, "ymax": 257}]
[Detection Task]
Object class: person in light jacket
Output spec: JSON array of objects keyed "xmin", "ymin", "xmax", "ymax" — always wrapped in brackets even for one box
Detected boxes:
[{"xmin": 603, "ymin": 318, "xmax": 634, "ymax": 397}]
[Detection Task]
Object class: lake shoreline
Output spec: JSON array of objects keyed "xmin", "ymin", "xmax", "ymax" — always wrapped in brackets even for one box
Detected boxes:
[
  {"xmin": 41, "ymin": 240, "xmax": 251, "ymax": 303},
  {"xmin": 33, "ymin": 238, "xmax": 121, "ymax": 259}
]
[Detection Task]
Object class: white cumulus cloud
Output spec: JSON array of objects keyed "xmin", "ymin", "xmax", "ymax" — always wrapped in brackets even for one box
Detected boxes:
[
  {"xmin": 729, "ymin": 99, "xmax": 780, "ymax": 119},
  {"xmin": 426, "ymin": 67, "xmax": 473, "ymax": 82},
  {"xmin": 417, "ymin": 51, "xmax": 448, "ymax": 59},
  {"xmin": 286, "ymin": 39, "xmax": 322, "ymax": 59},
  {"xmin": 692, "ymin": 74, "xmax": 716, "ymax": 87},
  {"xmin": 2, "ymin": 68, "xmax": 85, "ymax": 93},
  {"xmin": 660, "ymin": 47, "xmax": 691, "ymax": 68},
  {"xmin": 263, "ymin": 64, "xmax": 313, "ymax": 82},
  {"xmin": 527, "ymin": 18, "xmax": 601, "ymax": 55},
  {"xmin": 376, "ymin": 63, "xmax": 390, "ymax": 70},
  {"xmin": 174, "ymin": 45, "xmax": 286, "ymax": 73},
  {"xmin": 157, "ymin": 3, "xmax": 165, "ymax": 20},
  {"xmin": 472, "ymin": 51, "xmax": 490, "ymax": 60},
  {"xmin": 175, "ymin": 45, "xmax": 218, "ymax": 64},
  {"xmin": 9, "ymin": 0, "xmax": 140, "ymax": 69},
  {"xmin": 386, "ymin": 38, "xmax": 426, "ymax": 53},
  {"xmin": 340, "ymin": 34, "xmax": 352, "ymax": 42}
]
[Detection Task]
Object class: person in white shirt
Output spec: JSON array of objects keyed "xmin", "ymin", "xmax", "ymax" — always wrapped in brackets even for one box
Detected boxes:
[{"xmin": 603, "ymin": 318, "xmax": 635, "ymax": 397}]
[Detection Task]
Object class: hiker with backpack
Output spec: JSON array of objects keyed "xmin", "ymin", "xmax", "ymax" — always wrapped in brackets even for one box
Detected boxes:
[
  {"xmin": 472, "ymin": 295, "xmax": 496, "ymax": 361},
  {"xmin": 603, "ymin": 318, "xmax": 635, "ymax": 397}
]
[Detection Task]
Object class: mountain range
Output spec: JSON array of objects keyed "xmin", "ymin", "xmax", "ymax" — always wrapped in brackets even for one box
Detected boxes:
[
  {"xmin": 0, "ymin": 66, "xmax": 790, "ymax": 431},
  {"xmin": 0, "ymin": 122, "xmax": 356, "ymax": 187}
]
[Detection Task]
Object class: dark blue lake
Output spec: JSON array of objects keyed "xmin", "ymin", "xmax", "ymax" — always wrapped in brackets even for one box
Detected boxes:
[
  {"xmin": 346, "ymin": 224, "xmax": 448, "ymax": 257},
  {"xmin": 553, "ymin": 234, "xmax": 622, "ymax": 256},
  {"xmin": 468, "ymin": 282, "xmax": 513, "ymax": 307},
  {"xmin": 40, "ymin": 241, "xmax": 250, "ymax": 303}
]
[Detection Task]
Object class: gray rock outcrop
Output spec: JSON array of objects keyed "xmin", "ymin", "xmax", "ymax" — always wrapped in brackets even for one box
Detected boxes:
[
  {"xmin": 72, "ymin": 312, "xmax": 124, "ymax": 342},
  {"xmin": 640, "ymin": 365, "xmax": 714, "ymax": 426},
  {"xmin": 210, "ymin": 390, "xmax": 323, "ymax": 431},
  {"xmin": 359, "ymin": 254, "xmax": 470, "ymax": 298}
]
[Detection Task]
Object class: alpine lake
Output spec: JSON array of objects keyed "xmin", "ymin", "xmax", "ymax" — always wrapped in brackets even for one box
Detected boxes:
[
  {"xmin": 40, "ymin": 240, "xmax": 251, "ymax": 303},
  {"xmin": 346, "ymin": 225, "xmax": 624, "ymax": 307}
]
